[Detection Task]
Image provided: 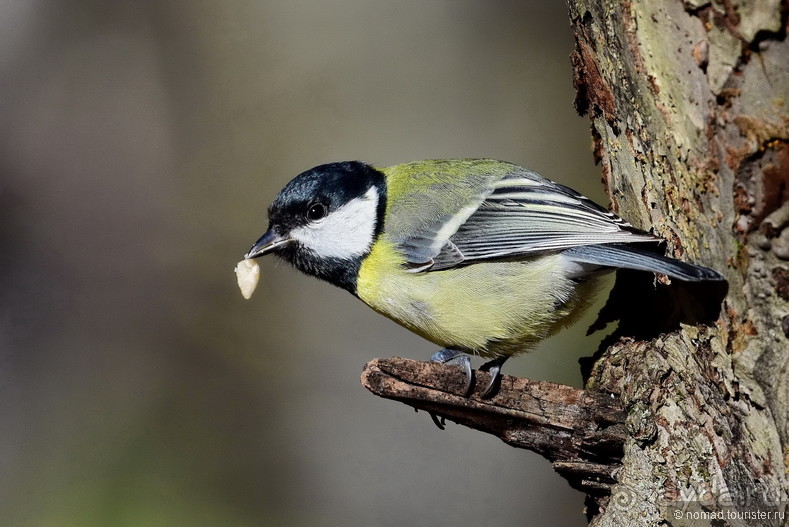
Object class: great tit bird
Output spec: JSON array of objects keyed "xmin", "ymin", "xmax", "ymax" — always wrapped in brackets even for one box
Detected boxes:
[{"xmin": 245, "ymin": 159, "xmax": 724, "ymax": 396}]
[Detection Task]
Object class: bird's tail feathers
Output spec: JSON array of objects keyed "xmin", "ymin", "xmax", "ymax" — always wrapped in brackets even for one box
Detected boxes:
[{"xmin": 563, "ymin": 244, "xmax": 725, "ymax": 282}]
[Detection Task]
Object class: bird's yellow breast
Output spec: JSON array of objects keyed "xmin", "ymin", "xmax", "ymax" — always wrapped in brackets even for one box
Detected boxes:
[{"xmin": 356, "ymin": 239, "xmax": 595, "ymax": 358}]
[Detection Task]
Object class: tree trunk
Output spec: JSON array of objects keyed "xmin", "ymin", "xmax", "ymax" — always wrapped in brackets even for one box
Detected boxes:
[
  {"xmin": 568, "ymin": 0, "xmax": 789, "ymax": 524},
  {"xmin": 363, "ymin": 1, "xmax": 789, "ymax": 525}
]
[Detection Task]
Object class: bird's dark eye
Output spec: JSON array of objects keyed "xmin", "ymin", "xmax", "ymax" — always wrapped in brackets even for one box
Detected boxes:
[{"xmin": 306, "ymin": 202, "xmax": 327, "ymax": 221}]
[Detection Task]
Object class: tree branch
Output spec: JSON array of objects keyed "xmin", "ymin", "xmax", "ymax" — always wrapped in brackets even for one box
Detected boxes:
[{"xmin": 361, "ymin": 357, "xmax": 626, "ymax": 494}]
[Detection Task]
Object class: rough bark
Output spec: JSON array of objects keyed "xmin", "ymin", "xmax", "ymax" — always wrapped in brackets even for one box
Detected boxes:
[
  {"xmin": 362, "ymin": 358, "xmax": 627, "ymax": 494},
  {"xmin": 568, "ymin": 0, "xmax": 789, "ymax": 524},
  {"xmin": 362, "ymin": 1, "xmax": 789, "ymax": 525}
]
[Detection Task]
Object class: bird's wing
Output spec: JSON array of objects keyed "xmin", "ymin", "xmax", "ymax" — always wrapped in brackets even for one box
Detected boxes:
[
  {"xmin": 380, "ymin": 159, "xmax": 512, "ymax": 267},
  {"xmin": 381, "ymin": 160, "xmax": 658, "ymax": 271}
]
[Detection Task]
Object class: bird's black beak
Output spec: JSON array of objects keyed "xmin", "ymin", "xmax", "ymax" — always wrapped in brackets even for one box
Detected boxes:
[{"xmin": 245, "ymin": 229, "xmax": 291, "ymax": 259}]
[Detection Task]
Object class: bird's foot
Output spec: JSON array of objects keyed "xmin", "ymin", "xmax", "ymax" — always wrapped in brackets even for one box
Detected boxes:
[
  {"xmin": 426, "ymin": 349, "xmax": 472, "ymax": 429},
  {"xmin": 430, "ymin": 349, "xmax": 473, "ymax": 395},
  {"xmin": 478, "ymin": 356, "xmax": 508, "ymax": 398}
]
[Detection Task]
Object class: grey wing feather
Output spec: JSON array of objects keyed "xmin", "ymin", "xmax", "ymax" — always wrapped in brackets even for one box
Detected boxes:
[
  {"xmin": 562, "ymin": 245, "xmax": 725, "ymax": 282},
  {"xmin": 425, "ymin": 167, "xmax": 658, "ymax": 271}
]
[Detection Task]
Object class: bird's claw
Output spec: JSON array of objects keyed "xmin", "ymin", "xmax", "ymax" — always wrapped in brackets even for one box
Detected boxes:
[
  {"xmin": 430, "ymin": 349, "xmax": 473, "ymax": 395},
  {"xmin": 429, "ymin": 412, "xmax": 446, "ymax": 430},
  {"xmin": 423, "ymin": 351, "xmax": 509, "ymax": 428},
  {"xmin": 478, "ymin": 357, "xmax": 506, "ymax": 398}
]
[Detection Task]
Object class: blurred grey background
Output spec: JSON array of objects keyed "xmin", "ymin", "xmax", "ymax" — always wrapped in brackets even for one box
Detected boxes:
[{"xmin": 0, "ymin": 1, "xmax": 611, "ymax": 526}]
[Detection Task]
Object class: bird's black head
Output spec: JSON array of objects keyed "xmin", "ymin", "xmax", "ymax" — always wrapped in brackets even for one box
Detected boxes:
[{"xmin": 246, "ymin": 161, "xmax": 387, "ymax": 293}]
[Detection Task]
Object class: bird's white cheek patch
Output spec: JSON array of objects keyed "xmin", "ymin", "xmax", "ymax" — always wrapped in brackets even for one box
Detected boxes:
[{"xmin": 290, "ymin": 187, "xmax": 379, "ymax": 260}]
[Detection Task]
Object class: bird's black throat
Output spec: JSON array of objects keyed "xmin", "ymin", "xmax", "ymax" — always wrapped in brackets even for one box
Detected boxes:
[{"xmin": 275, "ymin": 243, "xmax": 365, "ymax": 295}]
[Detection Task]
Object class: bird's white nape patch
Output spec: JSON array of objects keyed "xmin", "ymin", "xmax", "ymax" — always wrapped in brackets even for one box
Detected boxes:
[{"xmin": 289, "ymin": 186, "xmax": 379, "ymax": 259}]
